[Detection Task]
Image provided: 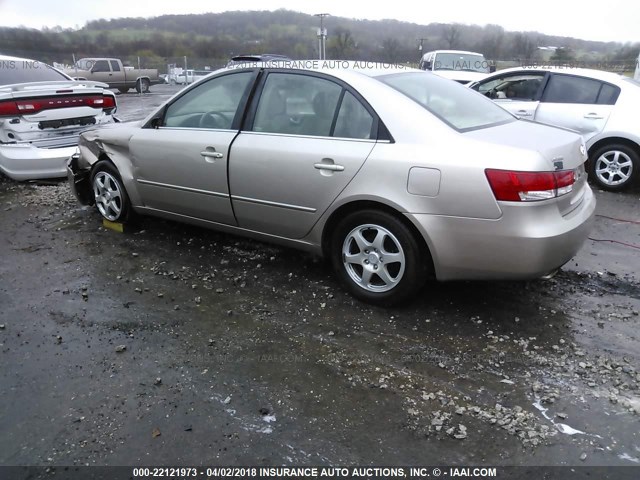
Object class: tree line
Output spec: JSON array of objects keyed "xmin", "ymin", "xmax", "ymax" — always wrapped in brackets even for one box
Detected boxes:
[{"xmin": 1, "ymin": 9, "xmax": 638, "ymax": 70}]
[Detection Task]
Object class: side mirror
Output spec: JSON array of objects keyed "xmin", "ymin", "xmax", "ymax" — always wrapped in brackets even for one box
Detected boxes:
[
  {"xmin": 489, "ymin": 65, "xmax": 496, "ymax": 73},
  {"xmin": 150, "ymin": 117, "xmax": 162, "ymax": 129},
  {"xmin": 425, "ymin": 61, "xmax": 432, "ymax": 70}
]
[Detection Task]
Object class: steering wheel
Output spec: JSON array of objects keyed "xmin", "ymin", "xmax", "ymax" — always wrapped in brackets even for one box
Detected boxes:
[{"xmin": 199, "ymin": 111, "xmax": 227, "ymax": 129}]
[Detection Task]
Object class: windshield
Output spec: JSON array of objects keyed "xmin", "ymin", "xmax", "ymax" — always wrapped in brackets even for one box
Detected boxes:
[
  {"xmin": 377, "ymin": 72, "xmax": 515, "ymax": 132},
  {"xmin": 0, "ymin": 58, "xmax": 70, "ymax": 86},
  {"xmin": 434, "ymin": 53, "xmax": 489, "ymax": 73}
]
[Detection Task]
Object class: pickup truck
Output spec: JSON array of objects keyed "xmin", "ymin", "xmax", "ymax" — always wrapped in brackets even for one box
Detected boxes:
[{"xmin": 64, "ymin": 58, "xmax": 160, "ymax": 93}]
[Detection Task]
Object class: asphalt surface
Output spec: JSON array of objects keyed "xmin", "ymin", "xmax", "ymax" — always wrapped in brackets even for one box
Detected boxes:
[{"xmin": 1, "ymin": 85, "xmax": 639, "ymax": 472}]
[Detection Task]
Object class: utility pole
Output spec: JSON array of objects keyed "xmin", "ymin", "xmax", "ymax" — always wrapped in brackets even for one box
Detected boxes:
[
  {"xmin": 315, "ymin": 13, "xmax": 330, "ymax": 60},
  {"xmin": 417, "ymin": 37, "xmax": 428, "ymax": 62}
]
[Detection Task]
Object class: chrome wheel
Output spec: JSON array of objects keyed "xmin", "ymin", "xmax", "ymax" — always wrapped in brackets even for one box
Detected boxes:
[
  {"xmin": 594, "ymin": 150, "xmax": 633, "ymax": 187},
  {"xmin": 93, "ymin": 171, "xmax": 123, "ymax": 221},
  {"xmin": 342, "ymin": 224, "xmax": 406, "ymax": 293}
]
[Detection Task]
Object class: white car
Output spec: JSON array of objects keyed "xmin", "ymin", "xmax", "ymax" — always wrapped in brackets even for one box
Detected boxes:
[
  {"xmin": 176, "ymin": 69, "xmax": 211, "ymax": 85},
  {"xmin": 470, "ymin": 67, "xmax": 640, "ymax": 191},
  {"xmin": 419, "ymin": 50, "xmax": 492, "ymax": 84},
  {"xmin": 0, "ymin": 54, "xmax": 117, "ymax": 181}
]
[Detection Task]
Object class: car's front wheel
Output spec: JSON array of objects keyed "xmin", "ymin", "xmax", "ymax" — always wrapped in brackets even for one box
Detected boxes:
[
  {"xmin": 91, "ymin": 161, "xmax": 132, "ymax": 223},
  {"xmin": 589, "ymin": 143, "xmax": 639, "ymax": 191},
  {"xmin": 330, "ymin": 210, "xmax": 428, "ymax": 305}
]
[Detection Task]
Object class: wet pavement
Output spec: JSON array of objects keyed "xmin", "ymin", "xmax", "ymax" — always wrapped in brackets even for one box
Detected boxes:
[{"xmin": 0, "ymin": 88, "xmax": 639, "ymax": 470}]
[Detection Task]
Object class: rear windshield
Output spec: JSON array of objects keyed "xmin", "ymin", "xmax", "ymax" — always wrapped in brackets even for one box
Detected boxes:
[
  {"xmin": 0, "ymin": 58, "xmax": 70, "ymax": 86},
  {"xmin": 376, "ymin": 72, "xmax": 515, "ymax": 132}
]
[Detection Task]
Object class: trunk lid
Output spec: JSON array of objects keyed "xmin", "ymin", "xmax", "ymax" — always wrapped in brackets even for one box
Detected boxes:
[{"xmin": 465, "ymin": 119, "xmax": 589, "ymax": 216}]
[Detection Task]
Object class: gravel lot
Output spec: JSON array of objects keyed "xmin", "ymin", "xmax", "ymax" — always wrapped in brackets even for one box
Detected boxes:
[{"xmin": 1, "ymin": 85, "xmax": 639, "ymax": 471}]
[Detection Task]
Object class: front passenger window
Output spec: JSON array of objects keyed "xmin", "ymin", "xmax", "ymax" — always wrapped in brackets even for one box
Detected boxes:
[{"xmin": 164, "ymin": 72, "xmax": 253, "ymax": 129}]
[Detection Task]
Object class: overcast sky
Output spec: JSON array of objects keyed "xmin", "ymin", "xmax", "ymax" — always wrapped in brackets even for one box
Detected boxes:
[{"xmin": 0, "ymin": 0, "xmax": 638, "ymax": 43}]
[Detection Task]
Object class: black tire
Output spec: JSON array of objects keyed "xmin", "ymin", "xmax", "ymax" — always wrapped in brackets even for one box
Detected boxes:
[
  {"xmin": 330, "ymin": 209, "xmax": 429, "ymax": 306},
  {"xmin": 90, "ymin": 160, "xmax": 133, "ymax": 223},
  {"xmin": 588, "ymin": 143, "xmax": 639, "ymax": 191},
  {"xmin": 118, "ymin": 87, "xmax": 129, "ymax": 94},
  {"xmin": 135, "ymin": 78, "xmax": 150, "ymax": 94}
]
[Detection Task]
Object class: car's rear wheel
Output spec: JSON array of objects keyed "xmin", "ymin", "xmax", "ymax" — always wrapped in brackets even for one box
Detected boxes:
[
  {"xmin": 135, "ymin": 78, "xmax": 150, "ymax": 93},
  {"xmin": 589, "ymin": 143, "xmax": 639, "ymax": 191},
  {"xmin": 91, "ymin": 161, "xmax": 132, "ymax": 223},
  {"xmin": 330, "ymin": 210, "xmax": 428, "ymax": 305}
]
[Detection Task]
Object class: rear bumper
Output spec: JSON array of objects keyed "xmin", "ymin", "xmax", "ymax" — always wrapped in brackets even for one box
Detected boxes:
[
  {"xmin": 409, "ymin": 187, "xmax": 597, "ymax": 281},
  {"xmin": 0, "ymin": 143, "xmax": 77, "ymax": 181}
]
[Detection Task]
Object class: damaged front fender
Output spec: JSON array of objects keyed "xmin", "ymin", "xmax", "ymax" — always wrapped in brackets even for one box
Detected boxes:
[{"xmin": 67, "ymin": 149, "xmax": 93, "ymax": 205}]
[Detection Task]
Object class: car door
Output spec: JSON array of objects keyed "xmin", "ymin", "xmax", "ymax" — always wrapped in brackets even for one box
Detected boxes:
[
  {"xmin": 534, "ymin": 73, "xmax": 617, "ymax": 142},
  {"xmin": 229, "ymin": 71, "xmax": 377, "ymax": 239},
  {"xmin": 108, "ymin": 60, "xmax": 124, "ymax": 89},
  {"xmin": 128, "ymin": 70, "xmax": 256, "ymax": 225},
  {"xmin": 89, "ymin": 60, "xmax": 113, "ymax": 84},
  {"xmin": 473, "ymin": 71, "xmax": 547, "ymax": 119}
]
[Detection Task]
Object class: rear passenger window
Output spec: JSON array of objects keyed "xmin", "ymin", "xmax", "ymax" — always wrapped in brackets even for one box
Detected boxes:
[
  {"xmin": 253, "ymin": 73, "xmax": 342, "ymax": 137},
  {"xmin": 597, "ymin": 83, "xmax": 620, "ymax": 105},
  {"xmin": 543, "ymin": 75, "xmax": 601, "ymax": 104},
  {"xmin": 334, "ymin": 92, "xmax": 374, "ymax": 139}
]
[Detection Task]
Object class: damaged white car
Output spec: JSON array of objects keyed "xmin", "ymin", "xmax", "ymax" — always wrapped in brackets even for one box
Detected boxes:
[{"xmin": 0, "ymin": 54, "xmax": 118, "ymax": 181}]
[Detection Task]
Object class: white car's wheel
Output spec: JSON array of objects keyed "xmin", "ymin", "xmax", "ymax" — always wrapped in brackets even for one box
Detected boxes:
[{"xmin": 589, "ymin": 144, "xmax": 639, "ymax": 191}]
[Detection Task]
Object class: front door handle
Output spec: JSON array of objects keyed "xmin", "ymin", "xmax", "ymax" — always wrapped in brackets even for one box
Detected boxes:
[
  {"xmin": 201, "ymin": 148, "xmax": 223, "ymax": 162},
  {"xmin": 584, "ymin": 113, "xmax": 604, "ymax": 119},
  {"xmin": 314, "ymin": 163, "xmax": 344, "ymax": 172}
]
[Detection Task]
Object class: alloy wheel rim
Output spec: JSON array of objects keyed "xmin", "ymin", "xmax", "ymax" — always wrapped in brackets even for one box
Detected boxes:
[
  {"xmin": 595, "ymin": 150, "xmax": 633, "ymax": 186},
  {"xmin": 93, "ymin": 171, "xmax": 123, "ymax": 221},
  {"xmin": 342, "ymin": 224, "xmax": 406, "ymax": 293}
]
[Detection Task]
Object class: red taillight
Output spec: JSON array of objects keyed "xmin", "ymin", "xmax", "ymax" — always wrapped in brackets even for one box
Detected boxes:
[
  {"xmin": 0, "ymin": 100, "xmax": 20, "ymax": 116},
  {"xmin": 485, "ymin": 168, "xmax": 576, "ymax": 202},
  {"xmin": 0, "ymin": 94, "xmax": 116, "ymax": 116}
]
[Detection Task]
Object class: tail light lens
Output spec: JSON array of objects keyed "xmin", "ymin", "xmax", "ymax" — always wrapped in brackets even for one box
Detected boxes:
[
  {"xmin": 0, "ymin": 94, "xmax": 116, "ymax": 116},
  {"xmin": 485, "ymin": 168, "xmax": 576, "ymax": 202}
]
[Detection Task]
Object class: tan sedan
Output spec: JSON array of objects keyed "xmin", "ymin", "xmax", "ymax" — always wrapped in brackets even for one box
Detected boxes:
[{"xmin": 68, "ymin": 62, "xmax": 595, "ymax": 305}]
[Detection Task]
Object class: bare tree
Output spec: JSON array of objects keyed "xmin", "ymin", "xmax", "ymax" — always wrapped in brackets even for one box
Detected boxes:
[
  {"xmin": 443, "ymin": 24, "xmax": 461, "ymax": 49},
  {"xmin": 328, "ymin": 27, "xmax": 357, "ymax": 59},
  {"xmin": 382, "ymin": 37, "xmax": 400, "ymax": 63}
]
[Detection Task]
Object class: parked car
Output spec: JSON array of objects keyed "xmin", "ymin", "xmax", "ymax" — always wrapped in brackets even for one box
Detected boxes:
[
  {"xmin": 68, "ymin": 63, "xmax": 595, "ymax": 305},
  {"xmin": 226, "ymin": 54, "xmax": 291, "ymax": 67},
  {"xmin": 64, "ymin": 58, "xmax": 160, "ymax": 94},
  {"xmin": 175, "ymin": 69, "xmax": 211, "ymax": 85},
  {"xmin": 470, "ymin": 67, "xmax": 640, "ymax": 191},
  {"xmin": 0, "ymin": 54, "xmax": 117, "ymax": 181},
  {"xmin": 419, "ymin": 50, "xmax": 493, "ymax": 83}
]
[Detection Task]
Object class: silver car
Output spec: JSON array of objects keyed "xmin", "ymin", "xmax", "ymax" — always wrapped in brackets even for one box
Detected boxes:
[
  {"xmin": 470, "ymin": 67, "xmax": 640, "ymax": 191},
  {"xmin": 0, "ymin": 54, "xmax": 118, "ymax": 180},
  {"xmin": 68, "ymin": 63, "xmax": 595, "ymax": 305}
]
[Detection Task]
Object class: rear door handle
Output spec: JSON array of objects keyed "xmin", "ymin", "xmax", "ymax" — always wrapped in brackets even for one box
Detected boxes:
[
  {"xmin": 516, "ymin": 110, "xmax": 533, "ymax": 117},
  {"xmin": 584, "ymin": 113, "xmax": 604, "ymax": 119},
  {"xmin": 314, "ymin": 163, "xmax": 344, "ymax": 172}
]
